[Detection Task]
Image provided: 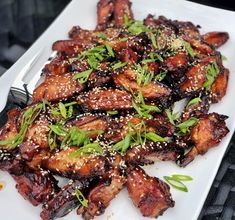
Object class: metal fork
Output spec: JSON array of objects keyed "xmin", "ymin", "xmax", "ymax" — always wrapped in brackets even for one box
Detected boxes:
[{"xmin": 0, "ymin": 50, "xmax": 57, "ymax": 112}]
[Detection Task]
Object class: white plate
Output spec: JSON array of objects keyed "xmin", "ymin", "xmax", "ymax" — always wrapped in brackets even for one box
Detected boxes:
[{"xmin": 1, "ymin": 0, "xmax": 235, "ymax": 219}]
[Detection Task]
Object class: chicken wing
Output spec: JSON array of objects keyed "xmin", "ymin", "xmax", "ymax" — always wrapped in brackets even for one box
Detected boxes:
[
  {"xmin": 178, "ymin": 113, "xmax": 229, "ymax": 166},
  {"xmin": 126, "ymin": 166, "xmax": 174, "ymax": 218},
  {"xmin": 41, "ymin": 147, "xmax": 108, "ymax": 180},
  {"xmin": 33, "ymin": 73, "xmax": 84, "ymax": 103},
  {"xmin": 78, "ymin": 88, "xmax": 132, "ymax": 111}
]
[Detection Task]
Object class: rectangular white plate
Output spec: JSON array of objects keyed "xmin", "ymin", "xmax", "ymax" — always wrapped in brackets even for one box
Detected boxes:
[{"xmin": 1, "ymin": 0, "xmax": 235, "ymax": 219}]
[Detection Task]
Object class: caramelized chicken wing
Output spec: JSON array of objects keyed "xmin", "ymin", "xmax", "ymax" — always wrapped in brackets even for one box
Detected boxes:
[
  {"xmin": 66, "ymin": 115, "xmax": 109, "ymax": 139},
  {"xmin": 0, "ymin": 108, "xmax": 20, "ymax": 150},
  {"xmin": 178, "ymin": 113, "xmax": 229, "ymax": 166},
  {"xmin": 33, "ymin": 73, "xmax": 84, "ymax": 103},
  {"xmin": 41, "ymin": 180, "xmax": 86, "ymax": 220},
  {"xmin": 113, "ymin": 69, "xmax": 172, "ymax": 100},
  {"xmin": 113, "ymin": 0, "xmax": 133, "ymax": 28},
  {"xmin": 105, "ymin": 115, "xmax": 174, "ymax": 143},
  {"xmin": 43, "ymin": 54, "xmax": 69, "ymax": 76},
  {"xmin": 126, "ymin": 142, "xmax": 180, "ymax": 166},
  {"xmin": 41, "ymin": 147, "xmax": 107, "ymax": 180},
  {"xmin": 180, "ymin": 56, "xmax": 218, "ymax": 96},
  {"xmin": 82, "ymin": 169, "xmax": 126, "ymax": 219},
  {"xmin": 0, "ymin": 149, "xmax": 24, "ymax": 175},
  {"xmin": 78, "ymin": 89, "xmax": 132, "ymax": 111},
  {"xmin": 202, "ymin": 31, "xmax": 229, "ymax": 48},
  {"xmin": 126, "ymin": 166, "xmax": 174, "ymax": 218},
  {"xmin": 96, "ymin": 0, "xmax": 114, "ymax": 30},
  {"xmin": 13, "ymin": 168, "xmax": 59, "ymax": 206},
  {"xmin": 181, "ymin": 93, "xmax": 210, "ymax": 122},
  {"xmin": 211, "ymin": 68, "xmax": 229, "ymax": 103},
  {"xmin": 52, "ymin": 40, "xmax": 88, "ymax": 56}
]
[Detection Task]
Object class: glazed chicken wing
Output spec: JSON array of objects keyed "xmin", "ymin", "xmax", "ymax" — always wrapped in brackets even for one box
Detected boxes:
[
  {"xmin": 178, "ymin": 113, "xmax": 229, "ymax": 166},
  {"xmin": 78, "ymin": 89, "xmax": 132, "ymax": 111},
  {"xmin": 33, "ymin": 73, "xmax": 84, "ymax": 103},
  {"xmin": 126, "ymin": 166, "xmax": 174, "ymax": 218},
  {"xmin": 41, "ymin": 147, "xmax": 107, "ymax": 180}
]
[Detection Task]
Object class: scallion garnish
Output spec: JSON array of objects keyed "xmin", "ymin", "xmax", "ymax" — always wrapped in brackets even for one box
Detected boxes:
[
  {"xmin": 132, "ymin": 91, "xmax": 161, "ymax": 119},
  {"xmin": 145, "ymin": 132, "xmax": 166, "ymax": 142},
  {"xmin": 75, "ymin": 189, "xmax": 88, "ymax": 207},
  {"xmin": 105, "ymin": 44, "xmax": 115, "ymax": 57},
  {"xmin": 70, "ymin": 142, "xmax": 103, "ymax": 157},
  {"xmin": 165, "ymin": 109, "xmax": 179, "ymax": 125},
  {"xmin": 112, "ymin": 121, "xmax": 166, "ymax": 154},
  {"xmin": 119, "ymin": 37, "xmax": 128, "ymax": 42},
  {"xmin": 113, "ymin": 133, "xmax": 132, "ymax": 153},
  {"xmin": 163, "ymin": 174, "xmax": 193, "ymax": 192},
  {"xmin": 107, "ymin": 110, "xmax": 118, "ymax": 115},
  {"xmin": 186, "ymin": 97, "xmax": 201, "ymax": 109},
  {"xmin": 134, "ymin": 64, "xmax": 154, "ymax": 86},
  {"xmin": 155, "ymin": 71, "xmax": 167, "ymax": 81},
  {"xmin": 182, "ymin": 40, "xmax": 195, "ymax": 58},
  {"xmin": 176, "ymin": 117, "xmax": 199, "ymax": 134},
  {"xmin": 203, "ymin": 61, "xmax": 220, "ymax": 89},
  {"xmin": 172, "ymin": 174, "xmax": 193, "ymax": 182},
  {"xmin": 73, "ymin": 69, "xmax": 93, "ymax": 84},
  {"xmin": 163, "ymin": 176, "xmax": 188, "ymax": 192},
  {"xmin": 79, "ymin": 45, "xmax": 113, "ymax": 70},
  {"xmin": 124, "ymin": 14, "xmax": 150, "ymax": 34},
  {"xmin": 96, "ymin": 32, "xmax": 108, "ymax": 40},
  {"xmin": 113, "ymin": 61, "xmax": 127, "ymax": 70},
  {"xmin": 49, "ymin": 124, "xmax": 67, "ymax": 136},
  {"xmin": 58, "ymin": 102, "xmax": 67, "ymax": 119},
  {"xmin": 149, "ymin": 32, "xmax": 157, "ymax": 48}
]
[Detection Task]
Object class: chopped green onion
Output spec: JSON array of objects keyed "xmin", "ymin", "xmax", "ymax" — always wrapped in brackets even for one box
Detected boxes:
[
  {"xmin": 70, "ymin": 142, "xmax": 103, "ymax": 157},
  {"xmin": 163, "ymin": 176, "xmax": 188, "ymax": 192},
  {"xmin": 48, "ymin": 129, "xmax": 57, "ymax": 151},
  {"xmin": 75, "ymin": 189, "xmax": 88, "ymax": 207},
  {"xmin": 49, "ymin": 124, "xmax": 67, "ymax": 136},
  {"xmin": 132, "ymin": 91, "xmax": 161, "ymax": 119},
  {"xmin": 222, "ymin": 55, "xmax": 227, "ymax": 61},
  {"xmin": 165, "ymin": 109, "xmax": 179, "ymax": 125},
  {"xmin": 145, "ymin": 132, "xmax": 166, "ymax": 142},
  {"xmin": 155, "ymin": 71, "xmax": 167, "ymax": 81},
  {"xmin": 172, "ymin": 174, "xmax": 193, "ymax": 182},
  {"xmin": 64, "ymin": 101, "xmax": 77, "ymax": 107},
  {"xmin": 119, "ymin": 37, "xmax": 128, "ymax": 42},
  {"xmin": 124, "ymin": 14, "xmax": 130, "ymax": 27},
  {"xmin": 186, "ymin": 97, "xmax": 201, "ymax": 109},
  {"xmin": 183, "ymin": 40, "xmax": 195, "ymax": 58},
  {"xmin": 105, "ymin": 44, "xmax": 115, "ymax": 57},
  {"xmin": 150, "ymin": 52, "xmax": 164, "ymax": 62},
  {"xmin": 59, "ymin": 102, "xmax": 67, "ymax": 119},
  {"xmin": 203, "ymin": 61, "xmax": 220, "ymax": 89},
  {"xmin": 113, "ymin": 133, "xmax": 132, "ymax": 153},
  {"xmin": 61, "ymin": 127, "xmax": 89, "ymax": 149},
  {"xmin": 124, "ymin": 15, "xmax": 150, "ymax": 34},
  {"xmin": 107, "ymin": 110, "xmax": 118, "ymax": 115},
  {"xmin": 96, "ymin": 32, "xmax": 108, "ymax": 40},
  {"xmin": 176, "ymin": 117, "xmax": 199, "ymax": 134},
  {"xmin": 149, "ymin": 32, "xmax": 157, "ymax": 48},
  {"xmin": 134, "ymin": 64, "xmax": 154, "ymax": 86},
  {"xmin": 73, "ymin": 69, "xmax": 93, "ymax": 84},
  {"xmin": 113, "ymin": 61, "xmax": 127, "ymax": 70}
]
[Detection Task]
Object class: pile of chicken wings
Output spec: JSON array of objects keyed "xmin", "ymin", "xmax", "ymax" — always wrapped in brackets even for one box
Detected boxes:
[{"xmin": 0, "ymin": 0, "xmax": 230, "ymax": 219}]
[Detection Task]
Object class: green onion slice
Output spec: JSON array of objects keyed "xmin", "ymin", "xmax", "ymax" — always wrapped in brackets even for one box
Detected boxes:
[
  {"xmin": 163, "ymin": 176, "xmax": 188, "ymax": 192},
  {"xmin": 75, "ymin": 189, "xmax": 88, "ymax": 207},
  {"xmin": 172, "ymin": 174, "xmax": 193, "ymax": 182}
]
